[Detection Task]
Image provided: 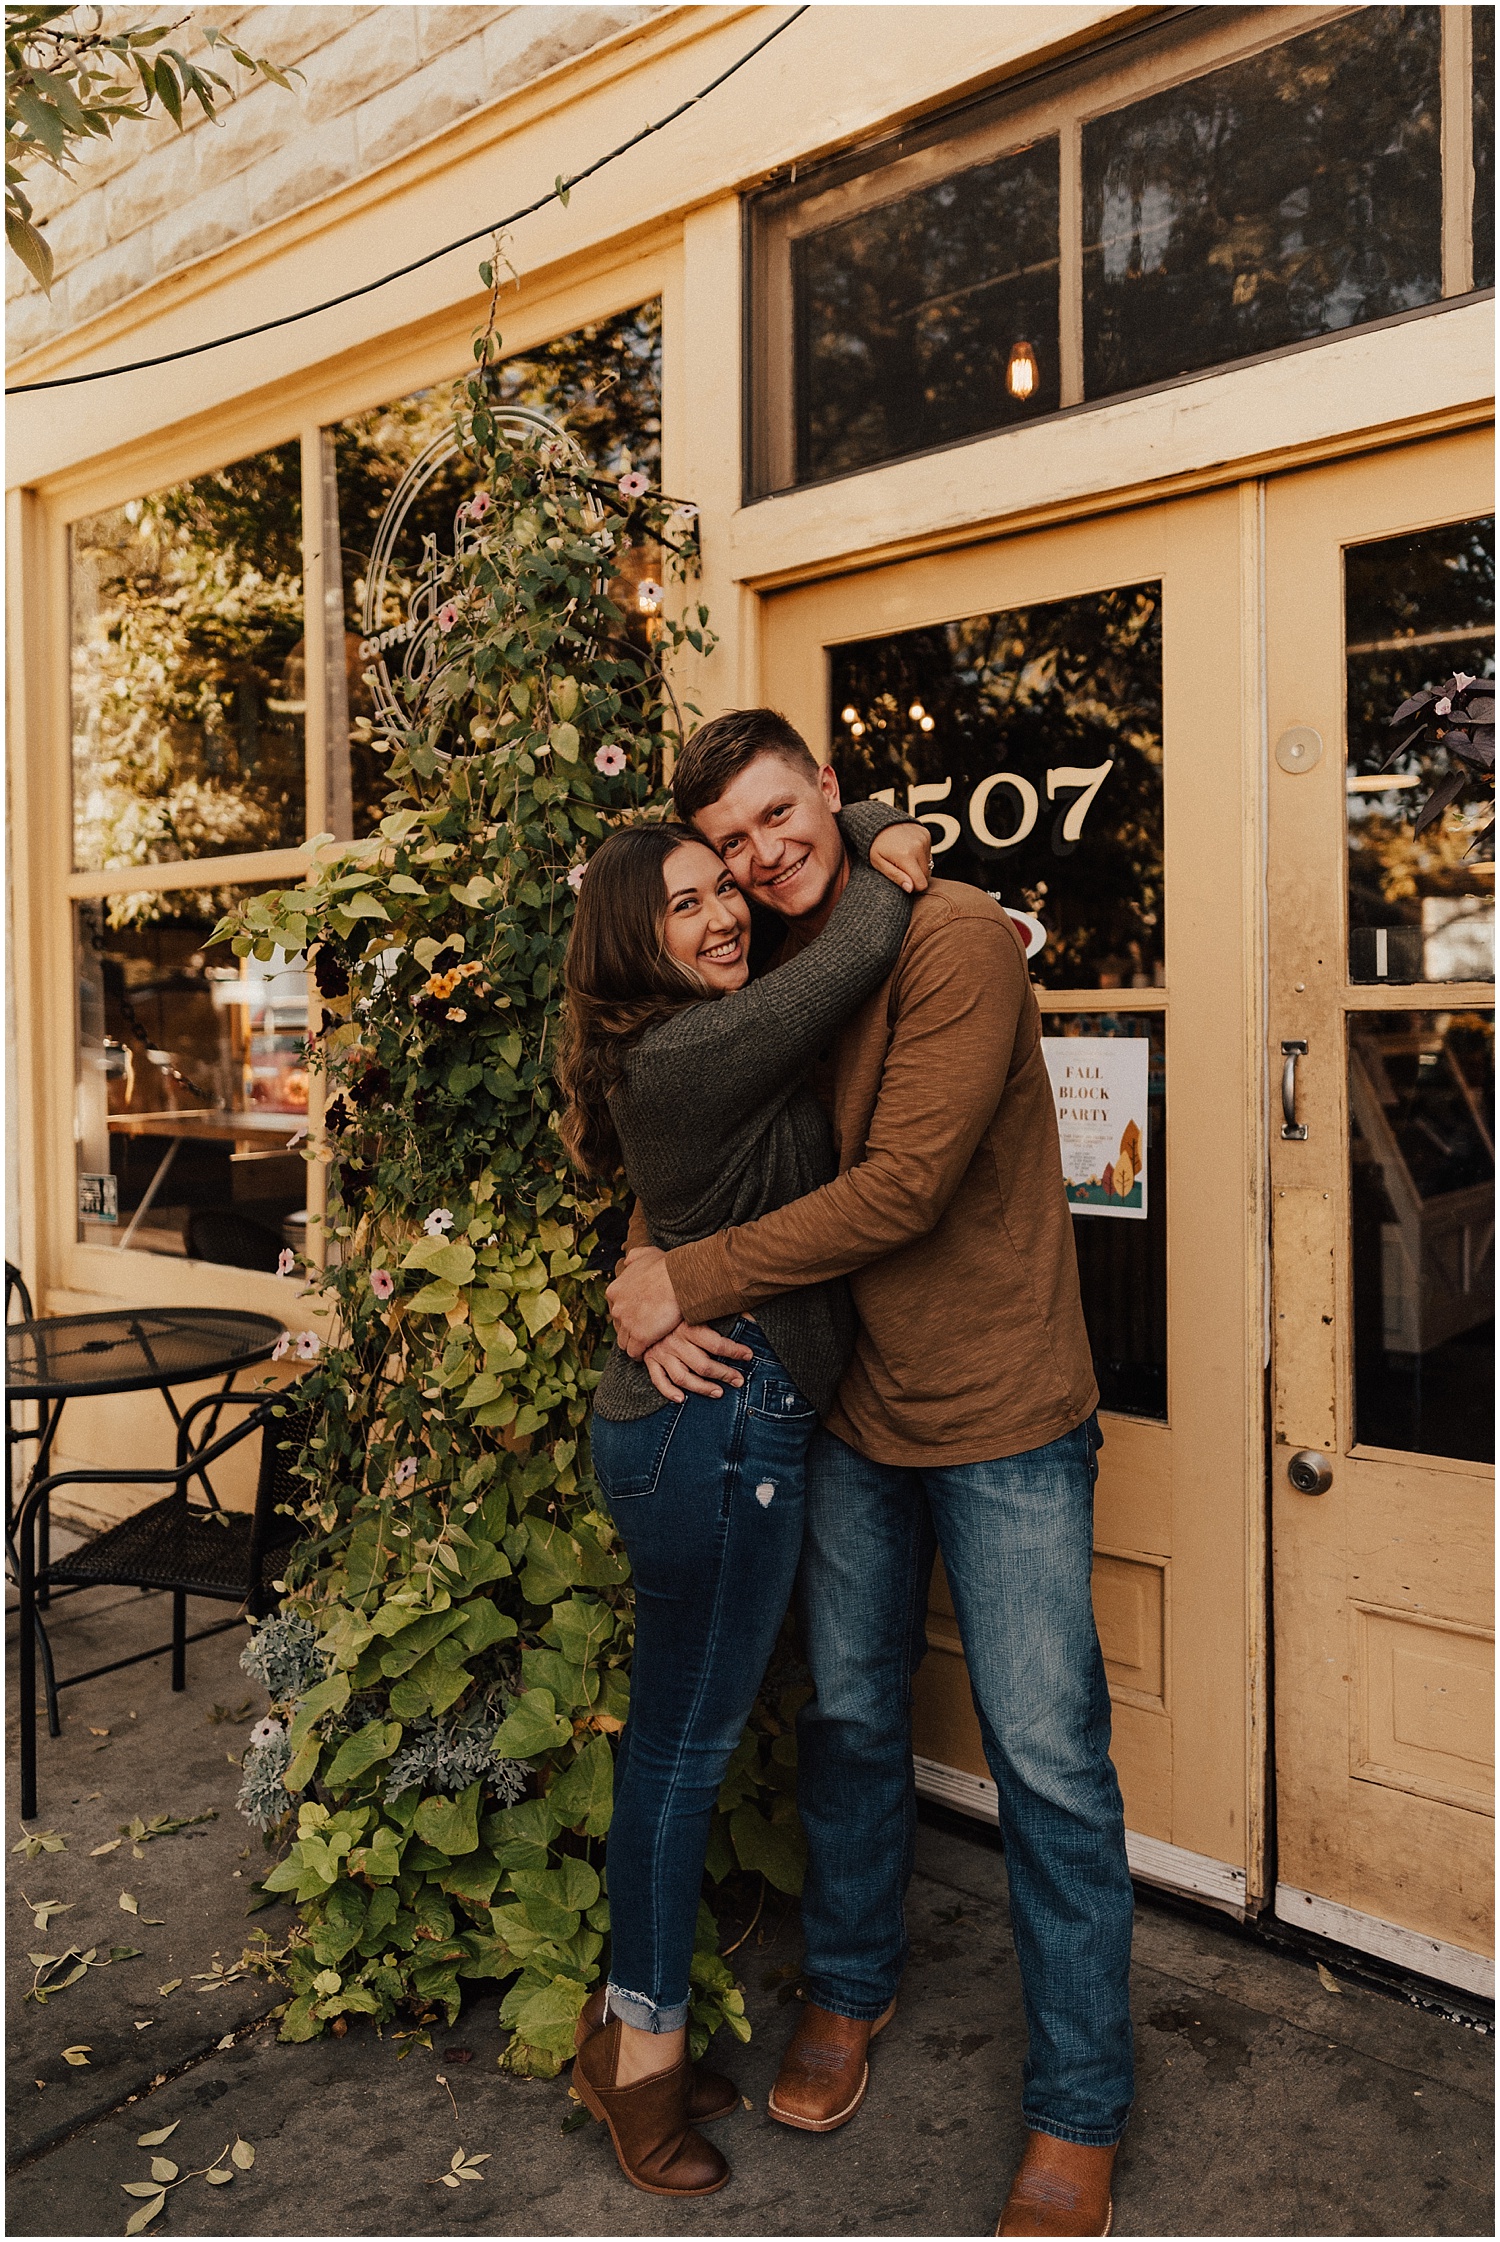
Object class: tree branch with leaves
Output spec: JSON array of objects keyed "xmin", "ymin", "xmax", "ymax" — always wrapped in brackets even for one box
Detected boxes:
[{"xmin": 5, "ymin": 5, "xmax": 297, "ymax": 292}]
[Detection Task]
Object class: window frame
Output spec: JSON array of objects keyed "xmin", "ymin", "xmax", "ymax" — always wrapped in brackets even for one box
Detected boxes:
[
  {"xmin": 23, "ymin": 256, "xmax": 676, "ymax": 1315},
  {"xmin": 745, "ymin": 3, "xmax": 1490, "ymax": 502}
]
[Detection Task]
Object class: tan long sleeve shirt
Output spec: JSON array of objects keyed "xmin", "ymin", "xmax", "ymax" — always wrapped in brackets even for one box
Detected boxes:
[{"xmin": 663, "ymin": 880, "xmax": 1098, "ymax": 1467}]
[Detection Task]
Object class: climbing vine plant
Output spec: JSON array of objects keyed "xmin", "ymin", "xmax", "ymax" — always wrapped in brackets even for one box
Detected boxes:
[{"xmin": 219, "ymin": 365, "xmax": 807, "ymax": 2077}]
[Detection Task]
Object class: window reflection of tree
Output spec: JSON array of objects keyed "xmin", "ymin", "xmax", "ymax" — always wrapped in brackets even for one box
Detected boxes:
[
  {"xmin": 1344, "ymin": 518, "xmax": 1495, "ymax": 956},
  {"xmin": 331, "ymin": 302, "xmax": 663, "ymax": 834},
  {"xmin": 1083, "ymin": 7, "xmax": 1442, "ymax": 399},
  {"xmin": 832, "ymin": 585, "xmax": 1163, "ymax": 989},
  {"xmin": 70, "ymin": 444, "xmax": 305, "ymax": 877},
  {"xmin": 794, "ymin": 141, "xmax": 1060, "ymax": 482}
]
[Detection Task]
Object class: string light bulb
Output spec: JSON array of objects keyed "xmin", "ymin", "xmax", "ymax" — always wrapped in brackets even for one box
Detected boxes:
[
  {"xmin": 919, "ymin": 714, "xmax": 935, "ymax": 732},
  {"xmin": 850, "ymin": 720, "xmax": 866, "ymax": 737},
  {"xmin": 1006, "ymin": 340, "xmax": 1038, "ymax": 401},
  {"xmin": 908, "ymin": 702, "xmax": 925, "ymax": 721},
  {"xmin": 841, "ymin": 705, "xmax": 859, "ymax": 724}
]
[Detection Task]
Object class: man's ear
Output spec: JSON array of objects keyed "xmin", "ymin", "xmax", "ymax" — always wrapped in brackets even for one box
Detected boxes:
[{"xmin": 817, "ymin": 760, "xmax": 843, "ymax": 814}]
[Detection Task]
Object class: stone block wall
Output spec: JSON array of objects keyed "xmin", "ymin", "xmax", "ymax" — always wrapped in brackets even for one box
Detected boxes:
[{"xmin": 6, "ymin": 4, "xmax": 656, "ymax": 361}]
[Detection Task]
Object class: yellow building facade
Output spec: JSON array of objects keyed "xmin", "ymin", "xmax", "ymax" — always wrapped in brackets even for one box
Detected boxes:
[{"xmin": 7, "ymin": 4, "xmax": 1494, "ymax": 1996}]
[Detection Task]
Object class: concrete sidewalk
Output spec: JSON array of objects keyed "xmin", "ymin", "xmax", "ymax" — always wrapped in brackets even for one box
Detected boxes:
[{"xmin": 7, "ymin": 1577, "xmax": 1493, "ymax": 2237}]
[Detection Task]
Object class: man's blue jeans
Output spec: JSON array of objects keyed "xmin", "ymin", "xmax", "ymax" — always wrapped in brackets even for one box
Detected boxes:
[
  {"xmin": 796, "ymin": 1417, "xmax": 1134, "ymax": 2147},
  {"xmin": 590, "ymin": 1321, "xmax": 812, "ymax": 2033}
]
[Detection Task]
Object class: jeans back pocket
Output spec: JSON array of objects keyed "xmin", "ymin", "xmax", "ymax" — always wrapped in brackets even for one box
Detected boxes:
[{"xmin": 590, "ymin": 1404, "xmax": 683, "ymax": 1500}]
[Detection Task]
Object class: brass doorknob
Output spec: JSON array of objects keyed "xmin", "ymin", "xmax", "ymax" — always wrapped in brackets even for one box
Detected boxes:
[{"xmin": 1287, "ymin": 1449, "xmax": 1333, "ymax": 1495}]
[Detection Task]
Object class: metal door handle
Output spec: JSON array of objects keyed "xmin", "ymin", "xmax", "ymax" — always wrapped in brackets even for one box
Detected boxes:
[{"xmin": 1281, "ymin": 1040, "xmax": 1308, "ymax": 1140}]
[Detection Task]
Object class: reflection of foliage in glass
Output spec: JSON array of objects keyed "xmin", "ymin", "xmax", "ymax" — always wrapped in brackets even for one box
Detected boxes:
[
  {"xmin": 332, "ymin": 304, "xmax": 662, "ymax": 831},
  {"xmin": 1083, "ymin": 7, "xmax": 1442, "ymax": 399},
  {"xmin": 1345, "ymin": 517, "xmax": 1495, "ymax": 933},
  {"xmin": 832, "ymin": 586, "xmax": 1163, "ymax": 988},
  {"xmin": 1475, "ymin": 5, "xmax": 1495, "ymax": 294},
  {"xmin": 794, "ymin": 140, "xmax": 1059, "ymax": 484},
  {"xmin": 71, "ymin": 445, "xmax": 305, "ymax": 878}
]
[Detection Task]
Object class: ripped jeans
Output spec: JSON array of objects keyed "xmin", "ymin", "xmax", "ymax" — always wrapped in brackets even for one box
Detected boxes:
[{"xmin": 590, "ymin": 1321, "xmax": 811, "ymax": 2031}]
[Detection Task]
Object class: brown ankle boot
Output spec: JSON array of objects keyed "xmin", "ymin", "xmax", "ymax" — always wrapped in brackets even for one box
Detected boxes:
[
  {"xmin": 996, "ymin": 2131, "xmax": 1117, "ymax": 2236},
  {"xmin": 572, "ymin": 2014, "xmax": 730, "ymax": 2197},
  {"xmin": 767, "ymin": 1998, "xmax": 896, "ymax": 2132},
  {"xmin": 575, "ymin": 1988, "xmax": 740, "ymax": 2123}
]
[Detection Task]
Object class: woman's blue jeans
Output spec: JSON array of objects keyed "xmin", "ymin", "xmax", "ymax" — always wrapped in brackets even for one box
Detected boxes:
[{"xmin": 590, "ymin": 1321, "xmax": 811, "ymax": 2033}]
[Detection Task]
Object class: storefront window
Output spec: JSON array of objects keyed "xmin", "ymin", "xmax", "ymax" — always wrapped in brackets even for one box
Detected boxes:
[
  {"xmin": 1475, "ymin": 4, "xmax": 1495, "ymax": 293},
  {"xmin": 832, "ymin": 582, "xmax": 1164, "ymax": 990},
  {"xmin": 329, "ymin": 303, "xmax": 662, "ymax": 836},
  {"xmin": 791, "ymin": 136, "xmax": 1059, "ymax": 484},
  {"xmin": 75, "ymin": 890, "xmax": 308, "ymax": 1267},
  {"xmin": 71, "ymin": 446, "xmax": 304, "ymax": 872},
  {"xmin": 1345, "ymin": 517, "xmax": 1495, "ymax": 986},
  {"xmin": 1043, "ymin": 1012, "xmax": 1166, "ymax": 1420},
  {"xmin": 1349, "ymin": 1010, "xmax": 1494, "ymax": 1462},
  {"xmin": 1082, "ymin": 8, "xmax": 1442, "ymax": 401}
]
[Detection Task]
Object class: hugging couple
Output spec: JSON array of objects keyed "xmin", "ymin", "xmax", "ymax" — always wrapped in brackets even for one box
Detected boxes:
[{"xmin": 556, "ymin": 709, "xmax": 1134, "ymax": 2237}]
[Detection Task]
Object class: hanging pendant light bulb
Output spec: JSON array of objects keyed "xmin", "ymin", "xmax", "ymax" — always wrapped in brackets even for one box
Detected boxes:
[{"xmin": 1006, "ymin": 340, "xmax": 1039, "ymax": 401}]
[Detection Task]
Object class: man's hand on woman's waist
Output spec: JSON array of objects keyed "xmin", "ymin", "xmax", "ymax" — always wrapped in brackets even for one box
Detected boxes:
[{"xmin": 608, "ymin": 1246, "xmax": 687, "ymax": 1357}]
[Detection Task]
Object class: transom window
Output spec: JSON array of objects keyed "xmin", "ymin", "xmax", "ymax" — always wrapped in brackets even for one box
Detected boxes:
[{"xmin": 748, "ymin": 6, "xmax": 1492, "ymax": 497}]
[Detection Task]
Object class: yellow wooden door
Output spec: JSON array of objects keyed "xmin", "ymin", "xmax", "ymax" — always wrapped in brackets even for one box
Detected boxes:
[
  {"xmin": 1265, "ymin": 431, "xmax": 1494, "ymax": 1996},
  {"xmin": 761, "ymin": 489, "xmax": 1268, "ymax": 1912}
]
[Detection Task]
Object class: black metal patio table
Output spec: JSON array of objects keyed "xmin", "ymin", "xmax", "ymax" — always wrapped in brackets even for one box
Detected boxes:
[{"xmin": 6, "ymin": 1309, "xmax": 286, "ymax": 1775}]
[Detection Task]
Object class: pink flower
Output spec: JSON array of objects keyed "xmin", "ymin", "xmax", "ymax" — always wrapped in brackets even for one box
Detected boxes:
[
  {"xmin": 271, "ymin": 1332, "xmax": 291, "ymax": 1361},
  {"xmin": 467, "ymin": 490, "xmax": 492, "ymax": 520},
  {"xmin": 371, "ymin": 1268, "xmax": 395, "ymax": 1301},
  {"xmin": 618, "ymin": 471, "xmax": 649, "ymax": 500},
  {"xmin": 635, "ymin": 579, "xmax": 663, "ymax": 614},
  {"xmin": 276, "ymin": 1248, "xmax": 297, "ymax": 1278},
  {"xmin": 567, "ymin": 864, "xmax": 586, "ymax": 893},
  {"xmin": 437, "ymin": 602, "xmax": 459, "ymax": 633},
  {"xmin": 424, "ymin": 1208, "xmax": 455, "ymax": 1236},
  {"xmin": 594, "ymin": 745, "xmax": 627, "ymax": 775},
  {"xmin": 1454, "ymin": 672, "xmax": 1476, "ymax": 692},
  {"xmin": 673, "ymin": 502, "xmax": 699, "ymax": 523},
  {"xmin": 393, "ymin": 1456, "xmax": 419, "ymax": 1488},
  {"xmin": 249, "ymin": 1717, "xmax": 283, "ymax": 1748},
  {"xmin": 1434, "ymin": 697, "xmax": 1452, "ymax": 715},
  {"xmin": 294, "ymin": 1330, "xmax": 322, "ymax": 1362}
]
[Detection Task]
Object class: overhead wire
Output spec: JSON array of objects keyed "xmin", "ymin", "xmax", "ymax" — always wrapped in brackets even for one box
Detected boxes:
[{"xmin": 6, "ymin": 6, "xmax": 808, "ymax": 396}]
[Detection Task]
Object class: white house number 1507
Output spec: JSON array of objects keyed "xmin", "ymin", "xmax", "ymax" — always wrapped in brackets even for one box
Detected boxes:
[{"xmin": 869, "ymin": 760, "xmax": 1114, "ymax": 853}]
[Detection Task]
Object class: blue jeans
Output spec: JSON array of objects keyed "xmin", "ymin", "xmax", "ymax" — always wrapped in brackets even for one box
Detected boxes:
[
  {"xmin": 796, "ymin": 1417, "xmax": 1134, "ymax": 2146},
  {"xmin": 590, "ymin": 1321, "xmax": 812, "ymax": 2032}
]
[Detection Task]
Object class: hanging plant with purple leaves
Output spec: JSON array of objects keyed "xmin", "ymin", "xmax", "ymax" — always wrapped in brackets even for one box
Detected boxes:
[{"xmin": 1386, "ymin": 670, "xmax": 1496, "ymax": 839}]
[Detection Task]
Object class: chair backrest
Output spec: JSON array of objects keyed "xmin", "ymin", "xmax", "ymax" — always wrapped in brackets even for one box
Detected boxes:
[
  {"xmin": 6, "ymin": 1261, "xmax": 34, "ymax": 1324},
  {"xmin": 248, "ymin": 1387, "xmax": 318, "ymax": 1605},
  {"xmin": 186, "ymin": 1208, "xmax": 286, "ymax": 1273}
]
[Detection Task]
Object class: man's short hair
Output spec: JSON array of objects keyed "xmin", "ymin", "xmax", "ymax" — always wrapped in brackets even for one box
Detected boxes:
[{"xmin": 672, "ymin": 708, "xmax": 821, "ymax": 826}]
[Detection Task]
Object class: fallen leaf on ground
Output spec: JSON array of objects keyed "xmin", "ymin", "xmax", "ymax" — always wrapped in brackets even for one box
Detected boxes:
[
  {"xmin": 230, "ymin": 2138, "xmax": 255, "ymax": 2169},
  {"xmin": 134, "ymin": 2021, "xmax": 155, "ymax": 2031},
  {"xmin": 1316, "ymin": 1962, "xmax": 1344, "ymax": 1995},
  {"xmin": 125, "ymin": 2188, "xmax": 165, "ymax": 2232},
  {"xmin": 91, "ymin": 1839, "xmax": 123, "ymax": 1856},
  {"xmin": 216, "ymin": 2033, "xmax": 235, "ymax": 2051},
  {"xmin": 87, "ymin": 1726, "xmax": 110, "ymax": 1737},
  {"xmin": 206, "ymin": 2167, "xmax": 233, "ymax": 2185},
  {"xmin": 118, "ymin": 1894, "xmax": 164, "ymax": 1924},
  {"xmin": 24, "ymin": 1896, "xmax": 73, "ymax": 1931},
  {"xmin": 61, "ymin": 2046, "xmax": 91, "ymax": 2065},
  {"xmin": 121, "ymin": 2181, "xmax": 164, "ymax": 2198},
  {"xmin": 13, "ymin": 1830, "xmax": 67, "ymax": 1859},
  {"xmin": 149, "ymin": 2158, "xmax": 177, "ymax": 2183},
  {"xmin": 136, "ymin": 2124, "xmax": 179, "ymax": 2147},
  {"xmin": 157, "ymin": 1979, "xmax": 182, "ymax": 1996}
]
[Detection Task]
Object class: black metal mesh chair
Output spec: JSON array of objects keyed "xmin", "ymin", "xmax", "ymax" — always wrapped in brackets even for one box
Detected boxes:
[
  {"xmin": 15, "ymin": 1385, "xmax": 314, "ymax": 1819},
  {"xmin": 6, "ymin": 1261, "xmax": 39, "ymax": 1522}
]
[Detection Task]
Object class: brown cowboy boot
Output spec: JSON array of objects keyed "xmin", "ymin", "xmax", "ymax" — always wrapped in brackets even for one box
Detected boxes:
[
  {"xmin": 767, "ymin": 1998, "xmax": 897, "ymax": 2132},
  {"xmin": 575, "ymin": 1987, "xmax": 740, "ymax": 2122},
  {"xmin": 996, "ymin": 2131, "xmax": 1117, "ymax": 2236},
  {"xmin": 572, "ymin": 2013, "xmax": 730, "ymax": 2198}
]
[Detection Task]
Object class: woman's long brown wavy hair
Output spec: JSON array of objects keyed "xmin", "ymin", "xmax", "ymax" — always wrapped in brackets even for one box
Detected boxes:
[{"xmin": 557, "ymin": 822, "xmax": 709, "ymax": 1176}]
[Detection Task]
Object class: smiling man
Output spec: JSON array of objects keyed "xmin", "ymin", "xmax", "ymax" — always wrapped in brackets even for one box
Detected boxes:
[{"xmin": 606, "ymin": 708, "xmax": 1135, "ymax": 2239}]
